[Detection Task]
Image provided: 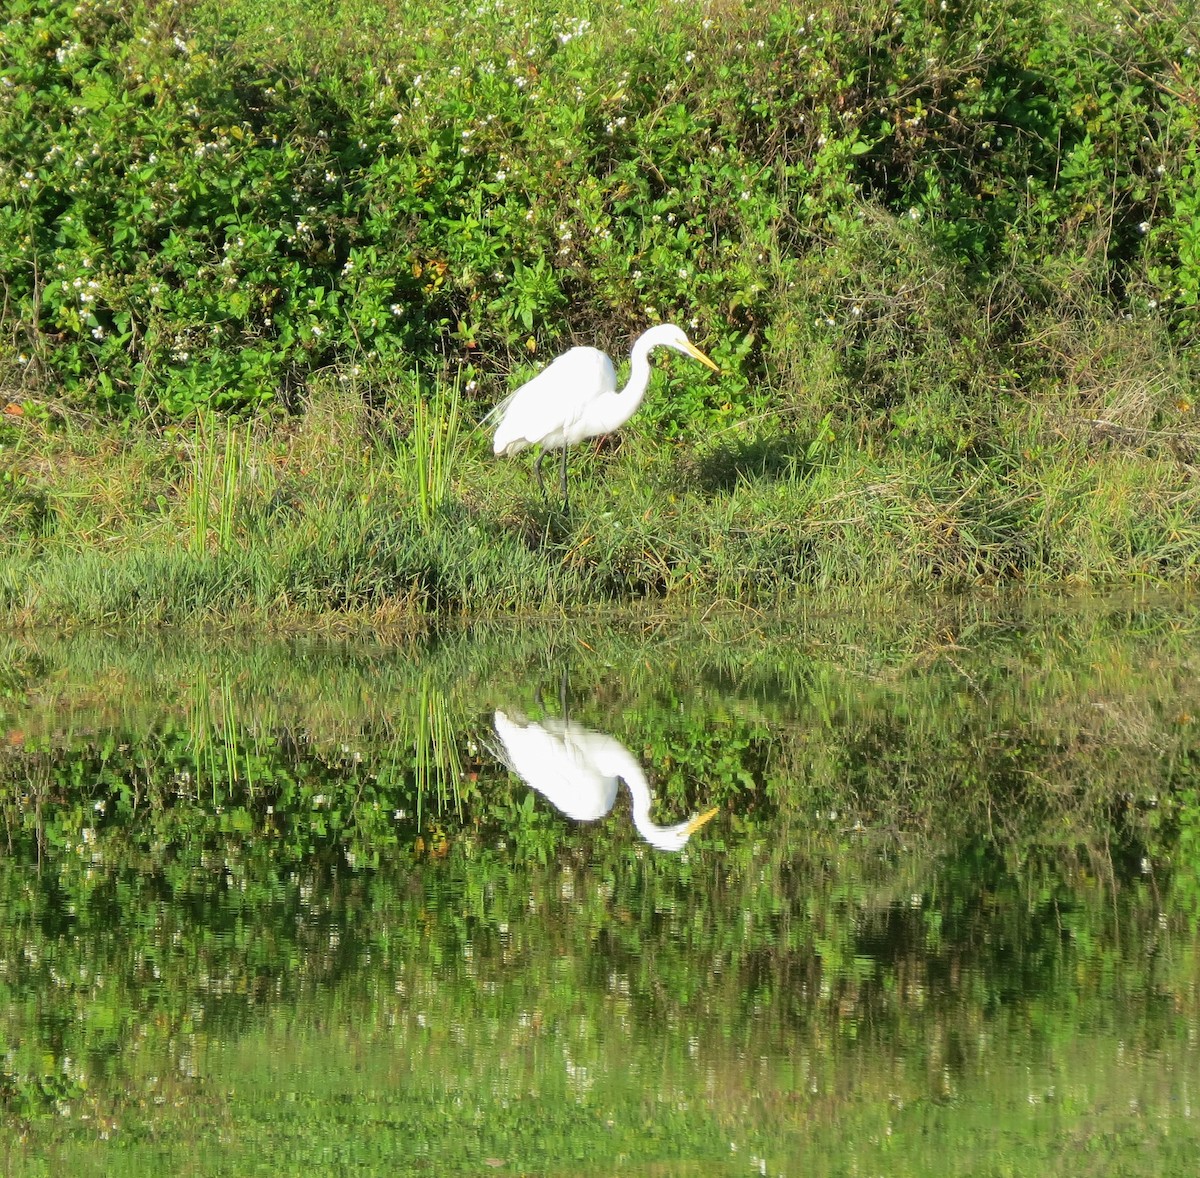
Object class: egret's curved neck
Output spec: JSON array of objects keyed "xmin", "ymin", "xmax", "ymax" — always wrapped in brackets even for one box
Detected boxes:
[
  {"xmin": 621, "ymin": 760, "xmax": 665, "ymax": 841},
  {"xmin": 591, "ymin": 332, "xmax": 658, "ymax": 435},
  {"xmin": 617, "ymin": 333, "xmax": 658, "ymax": 402}
]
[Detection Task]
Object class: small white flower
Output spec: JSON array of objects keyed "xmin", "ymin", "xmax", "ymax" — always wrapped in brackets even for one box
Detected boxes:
[
  {"xmin": 391, "ymin": 303, "xmax": 403, "ymax": 316},
  {"xmin": 1138, "ymin": 221, "xmax": 1150, "ymax": 234}
]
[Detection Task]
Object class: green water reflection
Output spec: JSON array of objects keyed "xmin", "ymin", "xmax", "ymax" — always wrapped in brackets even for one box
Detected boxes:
[{"xmin": 1, "ymin": 597, "xmax": 1199, "ymax": 1175}]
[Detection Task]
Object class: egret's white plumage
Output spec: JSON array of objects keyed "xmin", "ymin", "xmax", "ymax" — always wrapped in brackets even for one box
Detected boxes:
[
  {"xmin": 489, "ymin": 323, "xmax": 719, "ymax": 506},
  {"xmin": 491, "ymin": 709, "xmax": 718, "ymax": 853}
]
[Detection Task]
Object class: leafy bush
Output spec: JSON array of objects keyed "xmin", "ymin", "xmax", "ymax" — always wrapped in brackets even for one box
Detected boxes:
[{"xmin": 0, "ymin": 0, "xmax": 1196, "ymax": 426}]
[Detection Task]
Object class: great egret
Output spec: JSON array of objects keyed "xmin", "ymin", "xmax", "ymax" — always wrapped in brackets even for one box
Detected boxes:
[
  {"xmin": 489, "ymin": 323, "xmax": 720, "ymax": 507},
  {"xmin": 490, "ymin": 709, "xmax": 718, "ymax": 853}
]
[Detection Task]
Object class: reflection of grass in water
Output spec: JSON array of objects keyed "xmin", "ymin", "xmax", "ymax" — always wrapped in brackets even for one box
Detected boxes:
[
  {"xmin": 4, "ymin": 594, "xmax": 1200, "ymax": 838},
  {"xmin": 178, "ymin": 668, "xmax": 466, "ymax": 832},
  {"xmin": 413, "ymin": 678, "xmax": 462, "ymax": 822},
  {"xmin": 187, "ymin": 670, "xmax": 256, "ymax": 803},
  {"xmin": 2, "ymin": 603, "xmax": 1198, "ymax": 1171},
  {"xmin": 381, "ymin": 677, "xmax": 463, "ymax": 832}
]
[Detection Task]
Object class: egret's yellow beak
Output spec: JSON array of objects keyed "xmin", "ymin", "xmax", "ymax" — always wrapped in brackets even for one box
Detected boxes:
[
  {"xmin": 685, "ymin": 342, "xmax": 721, "ymax": 373},
  {"xmin": 685, "ymin": 807, "xmax": 720, "ymax": 835}
]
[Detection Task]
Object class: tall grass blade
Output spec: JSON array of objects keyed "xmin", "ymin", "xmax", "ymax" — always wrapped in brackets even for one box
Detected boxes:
[{"xmin": 408, "ymin": 375, "xmax": 462, "ymax": 526}]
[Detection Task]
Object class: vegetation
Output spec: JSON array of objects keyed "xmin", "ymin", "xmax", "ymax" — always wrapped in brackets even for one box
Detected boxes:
[
  {"xmin": 2, "ymin": 0, "xmax": 1200, "ymax": 619},
  {"xmin": 2, "ymin": 598, "xmax": 1199, "ymax": 1172}
]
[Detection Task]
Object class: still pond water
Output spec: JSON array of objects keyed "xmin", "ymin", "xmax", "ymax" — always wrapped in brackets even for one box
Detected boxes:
[{"xmin": 2, "ymin": 596, "xmax": 1199, "ymax": 1175}]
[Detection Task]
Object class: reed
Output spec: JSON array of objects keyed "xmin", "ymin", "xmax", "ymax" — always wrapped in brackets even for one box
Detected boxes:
[
  {"xmin": 188, "ymin": 415, "xmax": 257, "ymax": 555},
  {"xmin": 405, "ymin": 374, "xmax": 463, "ymax": 528}
]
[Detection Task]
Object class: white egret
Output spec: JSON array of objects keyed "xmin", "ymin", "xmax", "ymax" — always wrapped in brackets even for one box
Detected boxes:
[
  {"xmin": 490, "ymin": 709, "xmax": 718, "ymax": 853},
  {"xmin": 489, "ymin": 323, "xmax": 720, "ymax": 507}
]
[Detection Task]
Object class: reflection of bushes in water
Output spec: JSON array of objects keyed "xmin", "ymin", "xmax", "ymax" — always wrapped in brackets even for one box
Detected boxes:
[
  {"xmin": 3, "ymin": 594, "xmax": 1198, "ymax": 865},
  {"xmin": 3, "ymin": 602, "xmax": 1200, "ymax": 1157},
  {"xmin": 0, "ymin": 816, "xmax": 1191, "ymax": 1143}
]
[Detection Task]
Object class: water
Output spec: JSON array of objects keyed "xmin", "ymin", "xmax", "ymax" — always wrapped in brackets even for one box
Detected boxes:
[{"xmin": 2, "ymin": 596, "xmax": 1199, "ymax": 1175}]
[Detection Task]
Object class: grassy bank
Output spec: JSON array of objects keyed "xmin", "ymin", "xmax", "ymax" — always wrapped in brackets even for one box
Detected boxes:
[
  {"xmin": 2, "ymin": 0, "xmax": 1199, "ymax": 623},
  {"xmin": 3, "ymin": 364, "xmax": 1200, "ymax": 628}
]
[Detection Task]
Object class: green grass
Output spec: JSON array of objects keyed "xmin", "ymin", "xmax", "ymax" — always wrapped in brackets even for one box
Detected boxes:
[{"xmin": 2, "ymin": 373, "xmax": 1199, "ymax": 628}]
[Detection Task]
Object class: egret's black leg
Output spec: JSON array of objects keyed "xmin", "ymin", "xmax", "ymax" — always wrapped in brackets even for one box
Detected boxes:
[
  {"xmin": 533, "ymin": 450, "xmax": 547, "ymax": 497},
  {"xmin": 559, "ymin": 446, "xmax": 569, "ymax": 512}
]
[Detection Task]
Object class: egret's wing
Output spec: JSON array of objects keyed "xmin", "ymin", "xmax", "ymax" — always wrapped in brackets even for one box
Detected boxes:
[
  {"xmin": 491, "ymin": 347, "xmax": 616, "ymax": 455},
  {"xmin": 491, "ymin": 710, "xmax": 617, "ymax": 821},
  {"xmin": 478, "ymin": 387, "xmax": 517, "ymax": 431}
]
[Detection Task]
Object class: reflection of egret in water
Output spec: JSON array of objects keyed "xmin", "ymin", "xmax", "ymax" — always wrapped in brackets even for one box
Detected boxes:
[{"xmin": 490, "ymin": 710, "xmax": 718, "ymax": 852}]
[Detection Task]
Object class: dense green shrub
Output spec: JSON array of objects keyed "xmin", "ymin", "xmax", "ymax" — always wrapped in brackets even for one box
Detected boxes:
[{"xmin": 0, "ymin": 0, "xmax": 1196, "ymax": 423}]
